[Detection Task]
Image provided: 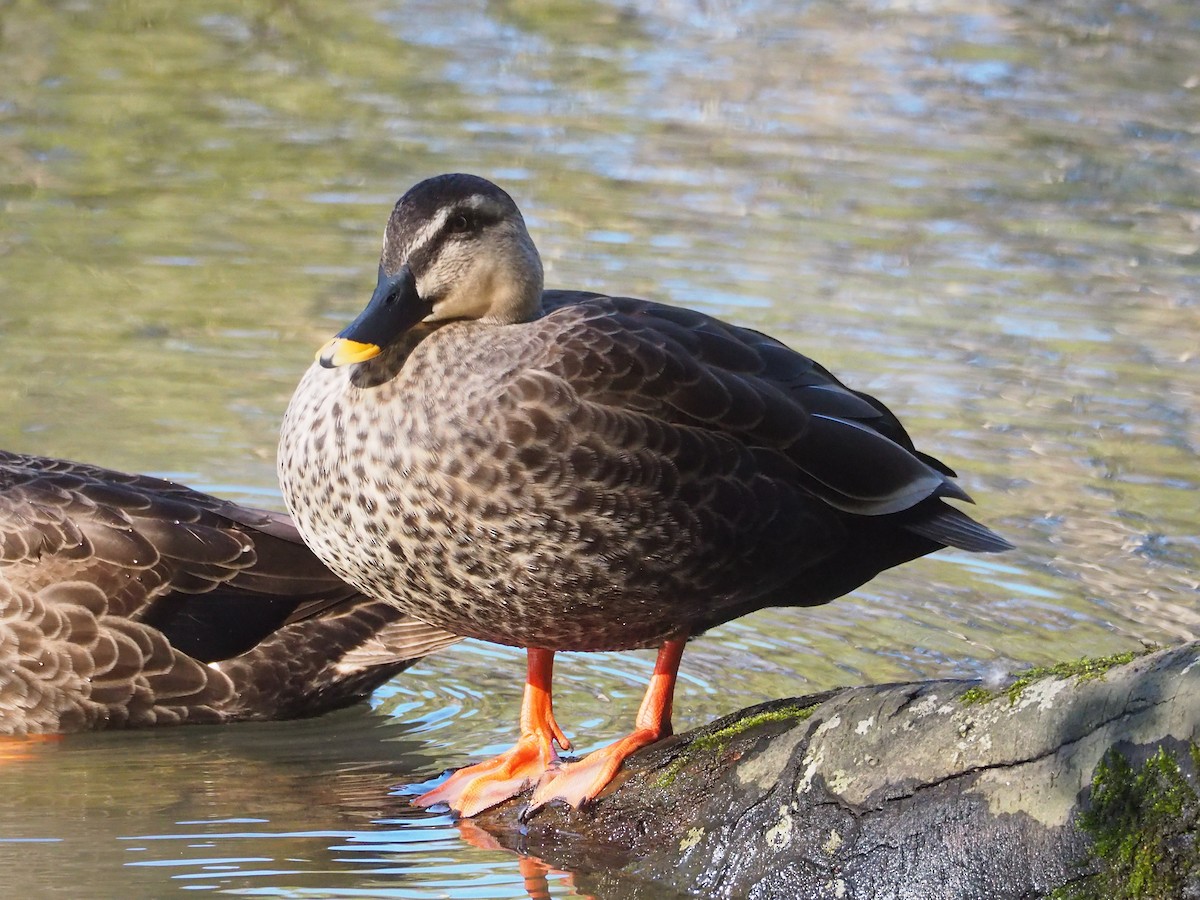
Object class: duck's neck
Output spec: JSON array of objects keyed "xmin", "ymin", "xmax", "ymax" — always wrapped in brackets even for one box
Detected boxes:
[{"xmin": 344, "ymin": 325, "xmax": 440, "ymax": 390}]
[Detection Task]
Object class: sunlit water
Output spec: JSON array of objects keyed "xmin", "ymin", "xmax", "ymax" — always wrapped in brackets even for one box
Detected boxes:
[{"xmin": 1, "ymin": 0, "xmax": 1198, "ymax": 896}]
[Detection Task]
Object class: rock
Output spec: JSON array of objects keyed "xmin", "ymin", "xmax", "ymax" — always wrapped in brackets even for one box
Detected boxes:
[{"xmin": 469, "ymin": 642, "xmax": 1200, "ymax": 899}]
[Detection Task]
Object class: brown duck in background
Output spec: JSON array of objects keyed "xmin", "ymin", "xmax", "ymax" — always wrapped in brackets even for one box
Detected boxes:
[
  {"xmin": 278, "ymin": 173, "xmax": 1011, "ymax": 817},
  {"xmin": 0, "ymin": 451, "xmax": 460, "ymax": 734}
]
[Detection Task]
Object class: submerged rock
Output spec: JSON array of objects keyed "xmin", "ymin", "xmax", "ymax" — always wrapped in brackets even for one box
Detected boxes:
[{"xmin": 470, "ymin": 642, "xmax": 1200, "ymax": 899}]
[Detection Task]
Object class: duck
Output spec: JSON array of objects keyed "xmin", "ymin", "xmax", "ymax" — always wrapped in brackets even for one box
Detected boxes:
[
  {"xmin": 278, "ymin": 173, "xmax": 1012, "ymax": 818},
  {"xmin": 0, "ymin": 450, "xmax": 460, "ymax": 735}
]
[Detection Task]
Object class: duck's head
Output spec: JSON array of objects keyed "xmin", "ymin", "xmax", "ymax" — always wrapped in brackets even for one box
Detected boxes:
[{"xmin": 318, "ymin": 174, "xmax": 545, "ymax": 368}]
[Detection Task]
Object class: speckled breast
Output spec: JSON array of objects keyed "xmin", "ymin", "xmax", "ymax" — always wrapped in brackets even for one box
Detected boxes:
[{"xmin": 277, "ymin": 321, "xmax": 702, "ymax": 652}]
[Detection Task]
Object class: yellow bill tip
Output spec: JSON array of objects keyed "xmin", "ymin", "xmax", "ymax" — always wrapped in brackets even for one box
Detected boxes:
[{"xmin": 317, "ymin": 337, "xmax": 382, "ymax": 368}]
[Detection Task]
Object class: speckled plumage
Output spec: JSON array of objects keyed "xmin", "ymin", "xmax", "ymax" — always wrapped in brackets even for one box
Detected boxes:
[
  {"xmin": 0, "ymin": 451, "xmax": 459, "ymax": 735},
  {"xmin": 278, "ymin": 175, "xmax": 1010, "ymax": 655}
]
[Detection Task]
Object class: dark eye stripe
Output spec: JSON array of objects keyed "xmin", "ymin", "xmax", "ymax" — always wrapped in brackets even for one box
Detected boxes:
[
  {"xmin": 406, "ymin": 239, "xmax": 436, "ymax": 276},
  {"xmin": 447, "ymin": 204, "xmax": 504, "ymax": 234},
  {"xmin": 403, "ymin": 202, "xmax": 505, "ymax": 274}
]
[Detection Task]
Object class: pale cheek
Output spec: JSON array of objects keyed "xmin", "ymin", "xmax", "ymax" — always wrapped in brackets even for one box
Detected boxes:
[{"xmin": 427, "ymin": 267, "xmax": 499, "ymax": 321}]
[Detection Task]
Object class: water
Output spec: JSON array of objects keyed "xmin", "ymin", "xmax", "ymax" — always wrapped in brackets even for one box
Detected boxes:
[{"xmin": 1, "ymin": 0, "xmax": 1197, "ymax": 895}]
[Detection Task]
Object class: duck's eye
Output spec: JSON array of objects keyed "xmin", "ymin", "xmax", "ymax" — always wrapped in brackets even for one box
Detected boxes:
[{"xmin": 448, "ymin": 213, "xmax": 471, "ymax": 233}]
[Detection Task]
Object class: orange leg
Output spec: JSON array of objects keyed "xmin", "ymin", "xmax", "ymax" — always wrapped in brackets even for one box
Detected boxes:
[
  {"xmin": 527, "ymin": 635, "xmax": 687, "ymax": 814},
  {"xmin": 415, "ymin": 648, "xmax": 570, "ymax": 817}
]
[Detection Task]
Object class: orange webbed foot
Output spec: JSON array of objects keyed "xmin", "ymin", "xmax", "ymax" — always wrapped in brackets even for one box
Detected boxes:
[
  {"xmin": 523, "ymin": 636, "xmax": 685, "ymax": 817},
  {"xmin": 524, "ymin": 726, "xmax": 665, "ymax": 815},
  {"xmin": 415, "ymin": 647, "xmax": 570, "ymax": 818},
  {"xmin": 415, "ymin": 730, "xmax": 566, "ymax": 817}
]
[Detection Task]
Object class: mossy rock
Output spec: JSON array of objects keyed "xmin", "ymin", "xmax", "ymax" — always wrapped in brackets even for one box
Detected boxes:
[
  {"xmin": 469, "ymin": 641, "xmax": 1199, "ymax": 900},
  {"xmin": 959, "ymin": 650, "xmax": 1144, "ymax": 707},
  {"xmin": 1053, "ymin": 742, "xmax": 1200, "ymax": 900}
]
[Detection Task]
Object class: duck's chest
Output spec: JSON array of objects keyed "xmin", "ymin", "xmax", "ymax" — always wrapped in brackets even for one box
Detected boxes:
[
  {"xmin": 277, "ymin": 318, "xmax": 711, "ymax": 649},
  {"xmin": 289, "ymin": 333, "xmax": 494, "ymax": 477},
  {"xmin": 279, "ymin": 329, "xmax": 569, "ymax": 586}
]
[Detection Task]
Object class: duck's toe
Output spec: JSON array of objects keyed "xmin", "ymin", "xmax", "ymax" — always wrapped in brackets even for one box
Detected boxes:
[
  {"xmin": 524, "ymin": 726, "xmax": 663, "ymax": 815},
  {"xmin": 415, "ymin": 732, "xmax": 561, "ymax": 818}
]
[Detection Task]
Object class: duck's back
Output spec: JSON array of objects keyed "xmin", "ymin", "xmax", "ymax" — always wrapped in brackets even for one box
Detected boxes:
[
  {"xmin": 0, "ymin": 452, "xmax": 458, "ymax": 734},
  {"xmin": 280, "ymin": 292, "xmax": 1008, "ymax": 653}
]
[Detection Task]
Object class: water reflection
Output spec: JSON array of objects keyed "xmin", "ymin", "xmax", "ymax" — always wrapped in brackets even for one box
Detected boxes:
[
  {"xmin": 1, "ymin": 0, "xmax": 1198, "ymax": 895},
  {"xmin": 0, "ymin": 704, "xmax": 587, "ymax": 898}
]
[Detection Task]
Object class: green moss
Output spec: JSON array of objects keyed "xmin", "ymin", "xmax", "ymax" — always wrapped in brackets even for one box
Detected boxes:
[
  {"xmin": 959, "ymin": 685, "xmax": 997, "ymax": 706},
  {"xmin": 1049, "ymin": 743, "xmax": 1200, "ymax": 899},
  {"xmin": 959, "ymin": 651, "xmax": 1142, "ymax": 707},
  {"xmin": 655, "ymin": 703, "xmax": 819, "ymax": 789}
]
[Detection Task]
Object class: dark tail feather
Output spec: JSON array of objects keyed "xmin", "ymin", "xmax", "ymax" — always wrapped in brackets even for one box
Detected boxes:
[{"xmin": 906, "ymin": 505, "xmax": 1013, "ymax": 553}]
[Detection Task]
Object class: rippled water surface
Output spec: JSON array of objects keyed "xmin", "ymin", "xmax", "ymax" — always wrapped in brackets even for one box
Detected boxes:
[{"xmin": 1, "ymin": 0, "xmax": 1198, "ymax": 896}]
